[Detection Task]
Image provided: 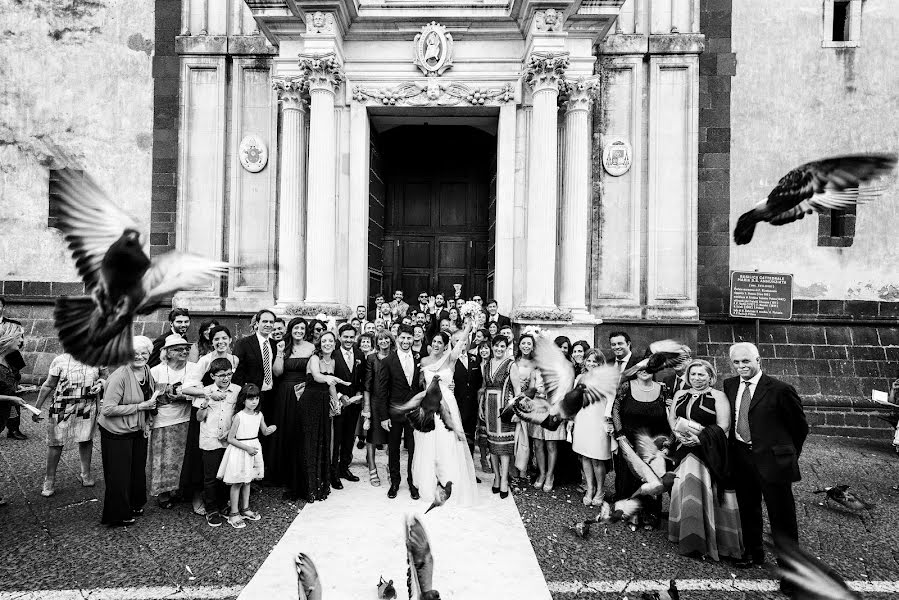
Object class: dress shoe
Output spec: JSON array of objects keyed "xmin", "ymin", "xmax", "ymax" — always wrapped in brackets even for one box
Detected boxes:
[
  {"xmin": 500, "ymin": 490, "xmax": 509, "ymax": 499},
  {"xmin": 387, "ymin": 484, "xmax": 399, "ymax": 499},
  {"xmin": 733, "ymin": 554, "xmax": 765, "ymax": 569},
  {"xmin": 491, "ymin": 486, "xmax": 500, "ymax": 494},
  {"xmin": 340, "ymin": 469, "xmax": 360, "ymax": 482},
  {"xmin": 7, "ymin": 431, "xmax": 27, "ymax": 440},
  {"xmin": 330, "ymin": 476, "xmax": 344, "ymax": 490},
  {"xmin": 409, "ymin": 485, "xmax": 420, "ymax": 500}
]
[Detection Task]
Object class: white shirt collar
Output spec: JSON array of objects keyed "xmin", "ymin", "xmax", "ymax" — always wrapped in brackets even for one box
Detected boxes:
[
  {"xmin": 256, "ymin": 332, "xmax": 270, "ymax": 347},
  {"xmin": 616, "ymin": 352, "xmax": 631, "ymax": 363},
  {"xmin": 740, "ymin": 370, "xmax": 763, "ymax": 387}
]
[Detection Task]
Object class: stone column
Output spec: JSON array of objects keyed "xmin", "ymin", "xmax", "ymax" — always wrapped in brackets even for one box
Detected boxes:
[
  {"xmin": 273, "ymin": 76, "xmax": 307, "ymax": 305},
  {"xmin": 522, "ymin": 51, "xmax": 568, "ymax": 309},
  {"xmin": 300, "ymin": 52, "xmax": 344, "ymax": 304},
  {"xmin": 559, "ymin": 76, "xmax": 598, "ymax": 317}
]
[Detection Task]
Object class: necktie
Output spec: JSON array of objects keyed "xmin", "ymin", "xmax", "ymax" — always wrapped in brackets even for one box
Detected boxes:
[
  {"xmin": 737, "ymin": 382, "xmax": 752, "ymax": 443},
  {"xmin": 616, "ymin": 359, "xmax": 624, "ymax": 372},
  {"xmin": 262, "ymin": 340, "xmax": 272, "ymax": 388},
  {"xmin": 401, "ymin": 352, "xmax": 412, "ymax": 385},
  {"xmin": 344, "ymin": 350, "xmax": 353, "ymax": 372}
]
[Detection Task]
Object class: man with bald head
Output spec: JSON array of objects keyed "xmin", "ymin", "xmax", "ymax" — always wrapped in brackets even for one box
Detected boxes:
[{"xmin": 725, "ymin": 342, "xmax": 808, "ymax": 583}]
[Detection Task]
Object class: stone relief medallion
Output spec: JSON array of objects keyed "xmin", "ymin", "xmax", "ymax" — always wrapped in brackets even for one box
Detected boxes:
[
  {"xmin": 602, "ymin": 137, "xmax": 632, "ymax": 176},
  {"xmin": 239, "ymin": 134, "xmax": 268, "ymax": 173},
  {"xmin": 413, "ymin": 22, "xmax": 453, "ymax": 77},
  {"xmin": 305, "ymin": 11, "xmax": 335, "ymax": 34}
]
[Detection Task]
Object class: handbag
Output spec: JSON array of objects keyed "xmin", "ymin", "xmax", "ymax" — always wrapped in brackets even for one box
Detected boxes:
[
  {"xmin": 293, "ymin": 382, "xmax": 306, "ymax": 400},
  {"xmin": 673, "ymin": 416, "xmax": 704, "ymax": 436}
]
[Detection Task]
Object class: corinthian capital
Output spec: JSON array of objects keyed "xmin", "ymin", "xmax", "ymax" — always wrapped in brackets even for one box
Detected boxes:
[
  {"xmin": 561, "ymin": 76, "xmax": 599, "ymax": 111},
  {"xmin": 298, "ymin": 52, "xmax": 345, "ymax": 93},
  {"xmin": 524, "ymin": 51, "xmax": 570, "ymax": 92},
  {"xmin": 272, "ymin": 76, "xmax": 308, "ymax": 109}
]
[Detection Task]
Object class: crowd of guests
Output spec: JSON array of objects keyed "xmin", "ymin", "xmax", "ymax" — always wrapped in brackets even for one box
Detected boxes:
[{"xmin": 0, "ymin": 290, "xmax": 812, "ymax": 584}]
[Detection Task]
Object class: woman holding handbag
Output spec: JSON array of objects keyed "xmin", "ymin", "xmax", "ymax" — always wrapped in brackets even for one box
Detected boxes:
[{"xmin": 667, "ymin": 359, "xmax": 743, "ymax": 561}]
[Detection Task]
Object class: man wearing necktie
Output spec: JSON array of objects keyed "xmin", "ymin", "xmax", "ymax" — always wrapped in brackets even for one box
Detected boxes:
[
  {"xmin": 330, "ymin": 323, "xmax": 366, "ymax": 489},
  {"xmin": 724, "ymin": 342, "xmax": 808, "ymax": 585},
  {"xmin": 609, "ymin": 331, "xmax": 638, "ymax": 381},
  {"xmin": 374, "ymin": 325, "xmax": 421, "ymax": 500}
]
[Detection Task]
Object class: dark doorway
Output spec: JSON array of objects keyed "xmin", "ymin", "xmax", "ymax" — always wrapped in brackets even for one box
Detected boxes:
[{"xmin": 373, "ymin": 125, "xmax": 495, "ymax": 303}]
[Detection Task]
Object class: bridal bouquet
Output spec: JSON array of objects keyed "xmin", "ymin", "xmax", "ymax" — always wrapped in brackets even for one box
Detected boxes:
[{"xmin": 459, "ymin": 300, "xmax": 481, "ymax": 320}]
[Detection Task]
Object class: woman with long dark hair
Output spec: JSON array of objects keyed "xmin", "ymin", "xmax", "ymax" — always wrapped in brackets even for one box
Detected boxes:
[
  {"xmin": 195, "ymin": 319, "xmax": 220, "ymax": 358},
  {"xmin": 362, "ymin": 330, "xmax": 394, "ymax": 486},
  {"xmin": 271, "ymin": 317, "xmax": 315, "ymax": 488}
]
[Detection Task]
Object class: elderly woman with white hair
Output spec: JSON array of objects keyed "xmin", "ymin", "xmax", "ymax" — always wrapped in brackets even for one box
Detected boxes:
[
  {"xmin": 98, "ymin": 336, "xmax": 159, "ymax": 526},
  {"xmin": 0, "ymin": 321, "xmax": 29, "ymax": 507}
]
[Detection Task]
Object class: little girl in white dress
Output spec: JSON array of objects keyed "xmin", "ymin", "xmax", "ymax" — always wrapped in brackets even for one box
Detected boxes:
[{"xmin": 217, "ymin": 384, "xmax": 277, "ymax": 528}]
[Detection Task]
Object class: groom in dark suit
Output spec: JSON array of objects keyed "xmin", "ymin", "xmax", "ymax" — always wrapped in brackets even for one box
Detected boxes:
[
  {"xmin": 375, "ymin": 324, "xmax": 421, "ymax": 499},
  {"xmin": 330, "ymin": 323, "xmax": 366, "ymax": 489},
  {"xmin": 725, "ymin": 342, "xmax": 808, "ymax": 583}
]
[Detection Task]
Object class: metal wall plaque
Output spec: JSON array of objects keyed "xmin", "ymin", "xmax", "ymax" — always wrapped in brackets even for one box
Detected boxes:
[
  {"xmin": 239, "ymin": 135, "xmax": 268, "ymax": 173},
  {"xmin": 730, "ymin": 271, "xmax": 794, "ymax": 320},
  {"xmin": 602, "ymin": 137, "xmax": 632, "ymax": 176}
]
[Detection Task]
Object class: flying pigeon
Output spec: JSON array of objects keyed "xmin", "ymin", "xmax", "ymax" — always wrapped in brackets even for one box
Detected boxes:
[
  {"xmin": 569, "ymin": 520, "xmax": 590, "ymax": 539},
  {"xmin": 734, "ymin": 153, "xmax": 897, "ymax": 245},
  {"xmin": 513, "ymin": 335, "xmax": 620, "ymax": 431},
  {"xmin": 377, "ymin": 576, "xmax": 397, "ymax": 600},
  {"xmin": 774, "ymin": 533, "xmax": 860, "ymax": 599},
  {"xmin": 641, "ymin": 580, "xmax": 680, "ymax": 600},
  {"xmin": 295, "ymin": 553, "xmax": 321, "ymax": 600},
  {"xmin": 397, "ymin": 376, "xmax": 460, "ymax": 438},
  {"xmin": 616, "ymin": 431, "xmax": 676, "ymax": 498},
  {"xmin": 622, "ymin": 340, "xmax": 692, "ymax": 378},
  {"xmin": 813, "ymin": 485, "xmax": 874, "ymax": 511},
  {"xmin": 50, "ymin": 169, "xmax": 230, "ymax": 366},
  {"xmin": 406, "ymin": 514, "xmax": 439, "ymax": 600},
  {"xmin": 425, "ymin": 481, "xmax": 453, "ymax": 514}
]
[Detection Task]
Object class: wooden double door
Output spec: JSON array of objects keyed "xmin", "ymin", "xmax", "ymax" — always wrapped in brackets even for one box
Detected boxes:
[{"xmin": 379, "ymin": 126, "xmax": 494, "ymax": 301}]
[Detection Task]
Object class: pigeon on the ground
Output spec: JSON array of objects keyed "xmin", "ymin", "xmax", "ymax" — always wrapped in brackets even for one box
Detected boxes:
[
  {"xmin": 377, "ymin": 576, "xmax": 397, "ymax": 599},
  {"xmin": 295, "ymin": 553, "xmax": 321, "ymax": 600},
  {"xmin": 641, "ymin": 580, "xmax": 680, "ymax": 600},
  {"xmin": 734, "ymin": 153, "xmax": 897, "ymax": 245},
  {"xmin": 774, "ymin": 532, "xmax": 860, "ymax": 599},
  {"xmin": 406, "ymin": 514, "xmax": 439, "ymax": 600},
  {"xmin": 513, "ymin": 335, "xmax": 619, "ymax": 431},
  {"xmin": 622, "ymin": 340, "xmax": 692, "ymax": 378},
  {"xmin": 597, "ymin": 498, "xmax": 642, "ymax": 523},
  {"xmin": 425, "ymin": 481, "xmax": 452, "ymax": 514},
  {"xmin": 51, "ymin": 168, "xmax": 230, "ymax": 366},
  {"xmin": 570, "ymin": 520, "xmax": 590, "ymax": 538},
  {"xmin": 813, "ymin": 485, "xmax": 874, "ymax": 511}
]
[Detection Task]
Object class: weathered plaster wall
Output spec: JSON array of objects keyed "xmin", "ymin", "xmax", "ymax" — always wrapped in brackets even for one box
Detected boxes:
[
  {"xmin": 0, "ymin": 0, "xmax": 154, "ymax": 280},
  {"xmin": 730, "ymin": 0, "xmax": 899, "ymax": 301}
]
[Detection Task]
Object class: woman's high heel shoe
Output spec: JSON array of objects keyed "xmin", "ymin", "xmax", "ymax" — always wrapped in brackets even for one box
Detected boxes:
[
  {"xmin": 499, "ymin": 489, "xmax": 509, "ymax": 499},
  {"xmin": 491, "ymin": 486, "xmax": 500, "ymax": 494}
]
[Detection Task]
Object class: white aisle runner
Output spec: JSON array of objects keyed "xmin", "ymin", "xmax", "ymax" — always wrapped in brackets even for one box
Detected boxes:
[{"xmin": 239, "ymin": 448, "xmax": 553, "ymax": 600}]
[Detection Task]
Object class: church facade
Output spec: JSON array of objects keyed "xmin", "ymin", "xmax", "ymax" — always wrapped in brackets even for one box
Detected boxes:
[{"xmin": 0, "ymin": 0, "xmax": 897, "ymax": 437}]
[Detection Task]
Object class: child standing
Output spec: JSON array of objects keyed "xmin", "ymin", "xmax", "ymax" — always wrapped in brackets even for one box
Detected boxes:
[
  {"xmin": 196, "ymin": 358, "xmax": 240, "ymax": 527},
  {"xmin": 217, "ymin": 384, "xmax": 277, "ymax": 528}
]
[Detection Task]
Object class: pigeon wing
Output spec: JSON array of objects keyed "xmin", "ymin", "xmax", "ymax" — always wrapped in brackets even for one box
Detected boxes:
[
  {"xmin": 139, "ymin": 252, "xmax": 231, "ymax": 311},
  {"xmin": 534, "ymin": 335, "xmax": 575, "ymax": 406},
  {"xmin": 51, "ymin": 169, "xmax": 141, "ymax": 291},
  {"xmin": 580, "ymin": 364, "xmax": 623, "ymax": 406},
  {"xmin": 774, "ymin": 533, "xmax": 860, "ymax": 600}
]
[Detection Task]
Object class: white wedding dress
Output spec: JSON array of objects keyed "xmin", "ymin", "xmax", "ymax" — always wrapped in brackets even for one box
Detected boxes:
[{"xmin": 411, "ymin": 351, "xmax": 479, "ymax": 507}]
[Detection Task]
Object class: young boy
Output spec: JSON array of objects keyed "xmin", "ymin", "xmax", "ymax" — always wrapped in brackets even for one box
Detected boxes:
[{"xmin": 196, "ymin": 358, "xmax": 240, "ymax": 527}]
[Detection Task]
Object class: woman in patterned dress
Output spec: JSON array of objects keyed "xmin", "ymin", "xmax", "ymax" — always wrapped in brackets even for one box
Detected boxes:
[
  {"xmin": 480, "ymin": 335, "xmax": 520, "ymax": 498},
  {"xmin": 667, "ymin": 359, "xmax": 743, "ymax": 561},
  {"xmin": 33, "ymin": 353, "xmax": 107, "ymax": 497}
]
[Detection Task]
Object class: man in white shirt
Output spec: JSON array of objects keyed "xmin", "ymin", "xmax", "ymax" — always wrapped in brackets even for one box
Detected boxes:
[
  {"xmin": 330, "ymin": 324, "xmax": 366, "ymax": 488},
  {"xmin": 609, "ymin": 331, "xmax": 639, "ymax": 377}
]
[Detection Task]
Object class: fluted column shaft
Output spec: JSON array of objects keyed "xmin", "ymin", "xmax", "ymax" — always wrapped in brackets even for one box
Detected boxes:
[
  {"xmin": 273, "ymin": 78, "xmax": 307, "ymax": 303},
  {"xmin": 560, "ymin": 78, "xmax": 598, "ymax": 314},
  {"xmin": 300, "ymin": 53, "xmax": 343, "ymax": 304},
  {"xmin": 524, "ymin": 51, "xmax": 568, "ymax": 309}
]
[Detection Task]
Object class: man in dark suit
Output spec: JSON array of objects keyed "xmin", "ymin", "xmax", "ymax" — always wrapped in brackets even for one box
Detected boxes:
[
  {"xmin": 725, "ymin": 342, "xmax": 808, "ymax": 580},
  {"xmin": 232, "ymin": 309, "xmax": 277, "ymax": 405},
  {"xmin": 450, "ymin": 330, "xmax": 477, "ymax": 457},
  {"xmin": 484, "ymin": 299, "xmax": 511, "ymax": 329},
  {"xmin": 608, "ymin": 331, "xmax": 640, "ymax": 379},
  {"xmin": 375, "ymin": 325, "xmax": 421, "ymax": 500},
  {"xmin": 367, "ymin": 294, "xmax": 385, "ymax": 322},
  {"xmin": 330, "ymin": 323, "xmax": 366, "ymax": 488}
]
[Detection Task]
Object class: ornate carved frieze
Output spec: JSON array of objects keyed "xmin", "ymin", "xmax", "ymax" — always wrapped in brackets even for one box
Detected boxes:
[
  {"xmin": 351, "ymin": 80, "xmax": 514, "ymax": 107},
  {"xmin": 533, "ymin": 8, "xmax": 565, "ymax": 32},
  {"xmin": 298, "ymin": 52, "xmax": 344, "ymax": 92},
  {"xmin": 524, "ymin": 51, "xmax": 570, "ymax": 92},
  {"xmin": 560, "ymin": 75, "xmax": 599, "ymax": 110},
  {"xmin": 413, "ymin": 22, "xmax": 454, "ymax": 77},
  {"xmin": 305, "ymin": 11, "xmax": 336, "ymax": 35},
  {"xmin": 272, "ymin": 76, "xmax": 308, "ymax": 108}
]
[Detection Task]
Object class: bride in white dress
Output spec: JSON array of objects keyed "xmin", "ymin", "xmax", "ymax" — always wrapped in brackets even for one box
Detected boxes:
[{"xmin": 411, "ymin": 325, "xmax": 479, "ymax": 507}]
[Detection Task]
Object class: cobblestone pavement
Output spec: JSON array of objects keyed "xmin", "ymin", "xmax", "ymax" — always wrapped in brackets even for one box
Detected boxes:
[{"xmin": 1, "ymin": 423, "xmax": 898, "ymax": 599}]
